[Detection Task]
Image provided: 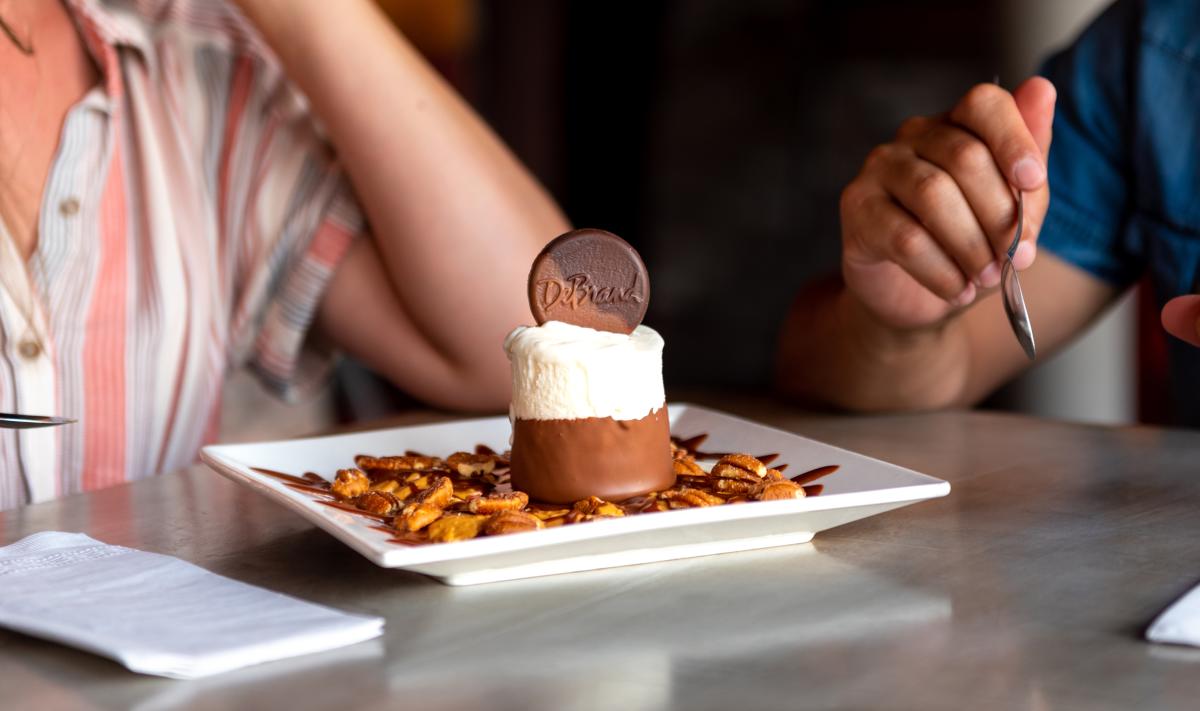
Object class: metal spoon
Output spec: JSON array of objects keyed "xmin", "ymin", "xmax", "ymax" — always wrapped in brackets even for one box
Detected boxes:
[
  {"xmin": 1001, "ymin": 191, "xmax": 1036, "ymax": 360},
  {"xmin": 0, "ymin": 413, "xmax": 76, "ymax": 429}
]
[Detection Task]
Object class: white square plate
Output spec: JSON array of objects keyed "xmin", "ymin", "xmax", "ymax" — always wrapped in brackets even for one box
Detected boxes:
[{"xmin": 201, "ymin": 404, "xmax": 949, "ymax": 585}]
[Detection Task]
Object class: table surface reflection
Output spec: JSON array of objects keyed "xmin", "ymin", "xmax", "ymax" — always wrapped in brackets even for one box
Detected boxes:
[{"xmin": 3, "ymin": 397, "xmax": 1200, "ymax": 711}]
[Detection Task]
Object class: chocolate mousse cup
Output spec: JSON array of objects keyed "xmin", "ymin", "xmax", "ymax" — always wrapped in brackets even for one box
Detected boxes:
[{"xmin": 504, "ymin": 322, "xmax": 675, "ymax": 504}]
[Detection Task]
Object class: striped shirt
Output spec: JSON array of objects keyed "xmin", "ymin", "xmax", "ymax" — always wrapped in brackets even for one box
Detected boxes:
[{"xmin": 0, "ymin": 0, "xmax": 362, "ymax": 510}]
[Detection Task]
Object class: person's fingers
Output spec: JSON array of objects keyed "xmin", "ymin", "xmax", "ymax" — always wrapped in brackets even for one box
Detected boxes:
[
  {"xmin": 875, "ymin": 145, "xmax": 996, "ymax": 286},
  {"xmin": 949, "ymin": 83, "xmax": 1046, "ymax": 192},
  {"xmin": 910, "ymin": 122, "xmax": 1020, "ymax": 270},
  {"xmin": 1161, "ymin": 295, "xmax": 1200, "ymax": 347},
  {"xmin": 1012, "ymin": 76, "xmax": 1056, "ymax": 158},
  {"xmin": 842, "ymin": 182, "xmax": 973, "ymax": 305}
]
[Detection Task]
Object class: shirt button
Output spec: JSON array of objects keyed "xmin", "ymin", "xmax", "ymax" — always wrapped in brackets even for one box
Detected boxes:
[
  {"xmin": 17, "ymin": 340, "xmax": 41, "ymax": 359},
  {"xmin": 59, "ymin": 198, "xmax": 80, "ymax": 217}
]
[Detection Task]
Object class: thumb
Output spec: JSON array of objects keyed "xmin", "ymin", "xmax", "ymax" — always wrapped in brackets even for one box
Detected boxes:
[
  {"xmin": 1161, "ymin": 295, "xmax": 1200, "ymax": 347},
  {"xmin": 1013, "ymin": 76, "xmax": 1056, "ymax": 158}
]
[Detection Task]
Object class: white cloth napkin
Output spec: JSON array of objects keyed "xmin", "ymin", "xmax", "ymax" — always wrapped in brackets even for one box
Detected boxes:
[
  {"xmin": 1147, "ymin": 582, "xmax": 1200, "ymax": 647},
  {"xmin": 0, "ymin": 531, "xmax": 384, "ymax": 679}
]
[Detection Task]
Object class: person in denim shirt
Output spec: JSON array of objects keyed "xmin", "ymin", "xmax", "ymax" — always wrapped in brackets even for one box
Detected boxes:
[{"xmin": 776, "ymin": 0, "xmax": 1200, "ymax": 425}]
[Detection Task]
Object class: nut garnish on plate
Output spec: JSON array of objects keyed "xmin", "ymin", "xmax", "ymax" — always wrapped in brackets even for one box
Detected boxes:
[{"xmin": 255, "ymin": 432, "xmax": 841, "ymax": 547}]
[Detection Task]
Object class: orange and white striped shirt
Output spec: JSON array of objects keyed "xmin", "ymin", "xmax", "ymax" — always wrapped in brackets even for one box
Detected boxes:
[{"xmin": 0, "ymin": 0, "xmax": 362, "ymax": 509}]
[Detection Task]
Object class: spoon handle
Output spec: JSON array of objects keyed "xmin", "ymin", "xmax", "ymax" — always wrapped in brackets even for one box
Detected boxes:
[{"xmin": 1007, "ymin": 190, "xmax": 1024, "ymax": 259}]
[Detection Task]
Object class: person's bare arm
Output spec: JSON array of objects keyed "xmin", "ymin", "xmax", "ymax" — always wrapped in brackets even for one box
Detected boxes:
[
  {"xmin": 776, "ymin": 78, "xmax": 1119, "ymax": 411},
  {"xmin": 235, "ymin": 0, "xmax": 568, "ymax": 411},
  {"xmin": 776, "ymin": 254, "xmax": 1117, "ymax": 410}
]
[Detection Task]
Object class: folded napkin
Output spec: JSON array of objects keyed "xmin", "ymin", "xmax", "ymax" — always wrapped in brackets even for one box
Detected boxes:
[
  {"xmin": 1147, "ymin": 582, "xmax": 1200, "ymax": 647},
  {"xmin": 0, "ymin": 532, "xmax": 383, "ymax": 679}
]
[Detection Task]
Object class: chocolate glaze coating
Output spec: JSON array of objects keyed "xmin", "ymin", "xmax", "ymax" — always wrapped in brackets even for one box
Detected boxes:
[
  {"xmin": 527, "ymin": 228, "xmax": 650, "ymax": 334},
  {"xmin": 510, "ymin": 407, "xmax": 674, "ymax": 503}
]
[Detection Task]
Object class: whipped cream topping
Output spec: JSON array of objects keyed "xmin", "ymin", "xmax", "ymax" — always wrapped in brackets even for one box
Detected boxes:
[{"xmin": 504, "ymin": 321, "xmax": 665, "ymax": 421}]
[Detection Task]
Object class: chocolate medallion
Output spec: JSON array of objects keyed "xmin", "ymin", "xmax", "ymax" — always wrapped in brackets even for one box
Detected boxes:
[{"xmin": 527, "ymin": 228, "xmax": 650, "ymax": 334}]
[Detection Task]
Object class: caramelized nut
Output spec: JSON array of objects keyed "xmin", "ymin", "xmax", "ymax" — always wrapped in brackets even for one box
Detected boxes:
[
  {"xmin": 672, "ymin": 457, "xmax": 706, "ymax": 477},
  {"xmin": 573, "ymin": 496, "xmax": 625, "ymax": 518},
  {"xmin": 369, "ymin": 479, "xmax": 400, "ymax": 493},
  {"xmin": 711, "ymin": 454, "xmax": 767, "ymax": 481},
  {"xmin": 396, "ymin": 476, "xmax": 455, "ymax": 532},
  {"xmin": 713, "ymin": 477, "xmax": 756, "ymax": 495},
  {"xmin": 412, "ymin": 476, "xmax": 454, "ymax": 508},
  {"xmin": 356, "ymin": 490, "xmax": 403, "ymax": 516},
  {"xmin": 428, "ymin": 514, "xmax": 486, "ymax": 542},
  {"xmin": 331, "ymin": 468, "xmax": 370, "ymax": 500},
  {"xmin": 661, "ymin": 487, "xmax": 725, "ymax": 508},
  {"xmin": 355, "ymin": 454, "xmax": 444, "ymax": 472},
  {"xmin": 484, "ymin": 510, "xmax": 544, "ymax": 535},
  {"xmin": 754, "ymin": 480, "xmax": 805, "ymax": 501},
  {"xmin": 468, "ymin": 491, "xmax": 529, "ymax": 514},
  {"xmin": 397, "ymin": 503, "xmax": 443, "ymax": 532},
  {"xmin": 527, "ymin": 507, "xmax": 571, "ymax": 520},
  {"xmin": 446, "ymin": 452, "xmax": 497, "ymax": 476},
  {"xmin": 762, "ymin": 469, "xmax": 786, "ymax": 482}
]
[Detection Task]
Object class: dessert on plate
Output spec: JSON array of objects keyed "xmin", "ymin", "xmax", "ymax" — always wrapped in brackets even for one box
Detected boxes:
[{"xmin": 506, "ymin": 228, "xmax": 674, "ymax": 503}]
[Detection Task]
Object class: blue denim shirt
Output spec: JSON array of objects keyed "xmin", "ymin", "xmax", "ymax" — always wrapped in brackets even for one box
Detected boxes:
[{"xmin": 1038, "ymin": 0, "xmax": 1200, "ymax": 424}]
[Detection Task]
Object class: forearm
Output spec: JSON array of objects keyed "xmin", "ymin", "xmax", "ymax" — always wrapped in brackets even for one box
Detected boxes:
[
  {"xmin": 774, "ymin": 275, "xmax": 973, "ymax": 412},
  {"xmin": 238, "ymin": 0, "xmax": 567, "ymax": 372}
]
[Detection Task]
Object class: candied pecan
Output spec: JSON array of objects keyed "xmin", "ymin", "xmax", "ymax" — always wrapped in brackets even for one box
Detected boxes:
[
  {"xmin": 355, "ymin": 454, "xmax": 444, "ymax": 472},
  {"xmin": 661, "ymin": 487, "xmax": 725, "ymax": 508},
  {"xmin": 396, "ymin": 476, "xmax": 455, "ymax": 532},
  {"xmin": 710, "ymin": 454, "xmax": 767, "ymax": 481},
  {"xmin": 484, "ymin": 510, "xmax": 544, "ymax": 535},
  {"xmin": 526, "ymin": 506, "xmax": 571, "ymax": 520},
  {"xmin": 446, "ymin": 452, "xmax": 497, "ymax": 476},
  {"xmin": 428, "ymin": 514, "xmax": 486, "ymax": 542},
  {"xmin": 713, "ymin": 477, "xmax": 756, "ymax": 495},
  {"xmin": 572, "ymin": 496, "xmax": 625, "ymax": 518},
  {"xmin": 762, "ymin": 469, "xmax": 786, "ymax": 482},
  {"xmin": 331, "ymin": 468, "xmax": 370, "ymax": 500},
  {"xmin": 356, "ymin": 490, "xmax": 403, "ymax": 516},
  {"xmin": 468, "ymin": 491, "xmax": 529, "ymax": 514},
  {"xmin": 397, "ymin": 504, "xmax": 443, "ymax": 532},
  {"xmin": 412, "ymin": 476, "xmax": 454, "ymax": 508},
  {"xmin": 369, "ymin": 479, "xmax": 400, "ymax": 493},
  {"xmin": 754, "ymin": 480, "xmax": 805, "ymax": 501},
  {"xmin": 672, "ymin": 457, "xmax": 706, "ymax": 477},
  {"xmin": 453, "ymin": 484, "xmax": 486, "ymax": 501},
  {"xmin": 404, "ymin": 473, "xmax": 432, "ymax": 490}
]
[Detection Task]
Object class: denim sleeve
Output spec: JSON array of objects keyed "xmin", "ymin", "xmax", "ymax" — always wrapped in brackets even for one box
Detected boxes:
[{"xmin": 1037, "ymin": 0, "xmax": 1143, "ymax": 289}]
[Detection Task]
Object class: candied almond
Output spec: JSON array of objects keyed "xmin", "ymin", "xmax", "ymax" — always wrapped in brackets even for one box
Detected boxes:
[
  {"xmin": 711, "ymin": 454, "xmax": 767, "ymax": 481},
  {"xmin": 332, "ymin": 468, "xmax": 370, "ymax": 500},
  {"xmin": 468, "ymin": 491, "xmax": 529, "ymax": 514},
  {"xmin": 446, "ymin": 452, "xmax": 497, "ymax": 476},
  {"xmin": 484, "ymin": 510, "xmax": 544, "ymax": 536},
  {"xmin": 428, "ymin": 514, "xmax": 486, "ymax": 542},
  {"xmin": 754, "ymin": 480, "xmax": 805, "ymax": 501}
]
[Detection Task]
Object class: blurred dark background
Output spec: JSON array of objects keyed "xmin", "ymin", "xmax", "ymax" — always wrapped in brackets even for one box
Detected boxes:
[
  {"xmin": 225, "ymin": 0, "xmax": 1139, "ymax": 440},
  {"xmin": 473, "ymin": 0, "xmax": 1002, "ymax": 388}
]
